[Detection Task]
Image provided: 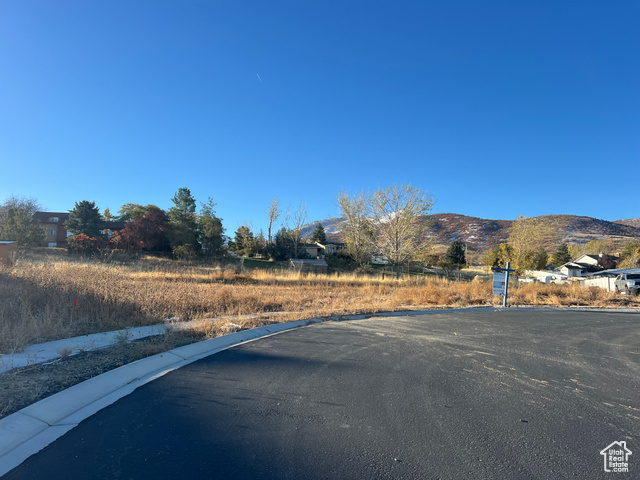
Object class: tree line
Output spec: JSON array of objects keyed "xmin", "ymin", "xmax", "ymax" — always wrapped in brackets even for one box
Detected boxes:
[
  {"xmin": 483, "ymin": 216, "xmax": 640, "ymax": 272},
  {"xmin": 1, "ymin": 188, "xmax": 639, "ymax": 271}
]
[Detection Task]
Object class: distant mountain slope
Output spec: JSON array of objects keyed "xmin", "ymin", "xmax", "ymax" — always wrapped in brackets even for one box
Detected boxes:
[
  {"xmin": 302, "ymin": 214, "xmax": 640, "ymax": 252},
  {"xmin": 299, "ymin": 218, "xmax": 342, "ymax": 239},
  {"xmin": 615, "ymin": 218, "xmax": 640, "ymax": 228}
]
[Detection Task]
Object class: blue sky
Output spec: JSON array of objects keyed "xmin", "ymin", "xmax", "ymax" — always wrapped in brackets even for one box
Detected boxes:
[{"xmin": 1, "ymin": 1, "xmax": 638, "ymax": 234}]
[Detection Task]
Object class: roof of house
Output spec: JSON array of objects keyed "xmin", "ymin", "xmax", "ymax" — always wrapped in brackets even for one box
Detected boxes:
[
  {"xmin": 33, "ymin": 212, "xmax": 70, "ymax": 222},
  {"xmin": 102, "ymin": 221, "xmax": 126, "ymax": 230},
  {"xmin": 587, "ymin": 267, "xmax": 640, "ymax": 277},
  {"xmin": 560, "ymin": 261, "xmax": 601, "ymax": 270}
]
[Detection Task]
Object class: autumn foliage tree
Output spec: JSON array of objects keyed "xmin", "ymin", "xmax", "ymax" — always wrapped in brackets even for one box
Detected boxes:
[{"xmin": 112, "ymin": 207, "xmax": 170, "ymax": 252}]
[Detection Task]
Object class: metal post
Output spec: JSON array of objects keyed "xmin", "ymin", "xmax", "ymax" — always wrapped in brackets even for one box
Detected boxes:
[{"xmin": 503, "ymin": 261, "xmax": 510, "ymax": 308}]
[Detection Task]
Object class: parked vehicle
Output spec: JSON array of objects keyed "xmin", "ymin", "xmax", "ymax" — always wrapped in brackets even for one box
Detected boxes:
[{"xmin": 614, "ymin": 273, "xmax": 640, "ymax": 295}]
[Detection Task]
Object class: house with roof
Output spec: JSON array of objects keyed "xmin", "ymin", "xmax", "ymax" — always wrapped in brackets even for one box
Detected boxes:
[
  {"xmin": 316, "ymin": 242, "xmax": 346, "ymax": 256},
  {"xmin": 558, "ymin": 253, "xmax": 620, "ymax": 278},
  {"xmin": 101, "ymin": 221, "xmax": 126, "ymax": 240},
  {"xmin": 301, "ymin": 243, "xmax": 323, "ymax": 258},
  {"xmin": 33, "ymin": 212, "xmax": 127, "ymax": 248},
  {"xmin": 33, "ymin": 212, "xmax": 71, "ymax": 248}
]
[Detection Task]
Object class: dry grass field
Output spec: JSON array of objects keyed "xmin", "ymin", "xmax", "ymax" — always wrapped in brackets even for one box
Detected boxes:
[{"xmin": 1, "ymin": 248, "xmax": 638, "ymax": 353}]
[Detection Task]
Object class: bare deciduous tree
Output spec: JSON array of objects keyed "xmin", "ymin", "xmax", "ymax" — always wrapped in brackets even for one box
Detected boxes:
[
  {"xmin": 285, "ymin": 204, "xmax": 307, "ymax": 259},
  {"xmin": 0, "ymin": 195, "xmax": 42, "ymax": 224},
  {"xmin": 336, "ymin": 191, "xmax": 374, "ymax": 266},
  {"xmin": 267, "ymin": 198, "xmax": 281, "ymax": 246},
  {"xmin": 369, "ymin": 184, "xmax": 434, "ymax": 276}
]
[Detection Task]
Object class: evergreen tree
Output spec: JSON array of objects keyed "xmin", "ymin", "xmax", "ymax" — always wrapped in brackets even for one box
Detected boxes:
[
  {"xmin": 232, "ymin": 225, "xmax": 255, "ymax": 256},
  {"xmin": 254, "ymin": 230, "xmax": 267, "ymax": 257},
  {"xmin": 551, "ymin": 244, "xmax": 571, "ymax": 268},
  {"xmin": 533, "ymin": 248, "xmax": 549, "ymax": 270},
  {"xmin": 268, "ymin": 227, "xmax": 296, "ymax": 260},
  {"xmin": 168, "ymin": 188, "xmax": 199, "ymax": 250},
  {"xmin": 199, "ymin": 198, "xmax": 225, "ymax": 258},
  {"xmin": 66, "ymin": 201, "xmax": 104, "ymax": 237},
  {"xmin": 310, "ymin": 223, "xmax": 327, "ymax": 244},
  {"xmin": 440, "ymin": 241, "xmax": 466, "ymax": 272}
]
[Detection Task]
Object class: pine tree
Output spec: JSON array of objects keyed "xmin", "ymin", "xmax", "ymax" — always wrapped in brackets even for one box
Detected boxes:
[
  {"xmin": 66, "ymin": 201, "xmax": 104, "ymax": 237},
  {"xmin": 199, "ymin": 199, "xmax": 225, "ymax": 258},
  {"xmin": 168, "ymin": 188, "xmax": 199, "ymax": 250},
  {"xmin": 232, "ymin": 225, "xmax": 255, "ymax": 256},
  {"xmin": 551, "ymin": 244, "xmax": 571, "ymax": 268},
  {"xmin": 441, "ymin": 241, "xmax": 466, "ymax": 272},
  {"xmin": 310, "ymin": 223, "xmax": 327, "ymax": 244}
]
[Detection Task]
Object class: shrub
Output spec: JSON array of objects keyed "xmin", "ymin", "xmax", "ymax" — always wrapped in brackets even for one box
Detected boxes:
[
  {"xmin": 67, "ymin": 234, "xmax": 108, "ymax": 254},
  {"xmin": 172, "ymin": 244, "xmax": 198, "ymax": 260}
]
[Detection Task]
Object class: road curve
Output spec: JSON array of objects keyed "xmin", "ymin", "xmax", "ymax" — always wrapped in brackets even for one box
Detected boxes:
[{"xmin": 4, "ymin": 310, "xmax": 639, "ymax": 479}]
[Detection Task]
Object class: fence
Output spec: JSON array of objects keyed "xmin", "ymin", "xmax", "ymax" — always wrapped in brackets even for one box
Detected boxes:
[{"xmin": 583, "ymin": 276, "xmax": 614, "ymax": 292}]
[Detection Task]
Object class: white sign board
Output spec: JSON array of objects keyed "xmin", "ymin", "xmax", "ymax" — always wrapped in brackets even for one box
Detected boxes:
[{"xmin": 493, "ymin": 272, "xmax": 506, "ymax": 296}]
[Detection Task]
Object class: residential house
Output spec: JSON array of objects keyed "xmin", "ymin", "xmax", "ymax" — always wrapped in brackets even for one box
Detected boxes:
[
  {"xmin": 33, "ymin": 212, "xmax": 70, "ymax": 248},
  {"xmin": 557, "ymin": 253, "xmax": 620, "ymax": 278},
  {"xmin": 33, "ymin": 212, "xmax": 127, "ymax": 247},
  {"xmin": 301, "ymin": 243, "xmax": 323, "ymax": 258},
  {"xmin": 101, "ymin": 221, "xmax": 126, "ymax": 240},
  {"xmin": 316, "ymin": 242, "xmax": 346, "ymax": 256}
]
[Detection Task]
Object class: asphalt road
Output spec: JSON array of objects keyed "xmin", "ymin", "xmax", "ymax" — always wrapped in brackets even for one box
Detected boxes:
[{"xmin": 4, "ymin": 310, "xmax": 639, "ymax": 479}]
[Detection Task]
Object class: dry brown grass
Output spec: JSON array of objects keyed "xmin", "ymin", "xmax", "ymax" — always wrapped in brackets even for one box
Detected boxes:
[{"xmin": 1, "ymin": 249, "xmax": 638, "ymax": 353}]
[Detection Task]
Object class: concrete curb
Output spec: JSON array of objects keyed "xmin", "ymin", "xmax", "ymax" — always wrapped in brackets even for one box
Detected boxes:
[
  {"xmin": 0, "ymin": 312, "xmax": 297, "ymax": 374},
  {"xmin": 1, "ymin": 306, "xmax": 637, "ymax": 477},
  {"xmin": 0, "ymin": 318, "xmax": 322, "ymax": 477}
]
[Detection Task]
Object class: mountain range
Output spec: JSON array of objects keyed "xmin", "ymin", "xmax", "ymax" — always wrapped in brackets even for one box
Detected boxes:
[{"xmin": 301, "ymin": 214, "xmax": 640, "ymax": 253}]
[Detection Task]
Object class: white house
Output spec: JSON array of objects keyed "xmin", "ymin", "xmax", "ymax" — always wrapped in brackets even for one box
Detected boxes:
[{"xmin": 316, "ymin": 242, "xmax": 345, "ymax": 255}]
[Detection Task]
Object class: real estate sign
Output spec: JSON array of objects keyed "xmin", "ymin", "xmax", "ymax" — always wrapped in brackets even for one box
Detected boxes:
[{"xmin": 493, "ymin": 272, "xmax": 506, "ymax": 296}]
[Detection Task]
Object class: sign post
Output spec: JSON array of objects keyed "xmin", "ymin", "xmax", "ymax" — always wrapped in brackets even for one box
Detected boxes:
[{"xmin": 491, "ymin": 261, "xmax": 515, "ymax": 307}]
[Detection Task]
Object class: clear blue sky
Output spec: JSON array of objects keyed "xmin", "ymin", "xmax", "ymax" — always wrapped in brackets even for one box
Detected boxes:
[{"xmin": 1, "ymin": 1, "xmax": 638, "ymax": 234}]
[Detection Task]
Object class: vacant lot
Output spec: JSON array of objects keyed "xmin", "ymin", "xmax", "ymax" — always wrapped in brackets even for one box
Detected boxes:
[{"xmin": 1, "ymin": 249, "xmax": 638, "ymax": 353}]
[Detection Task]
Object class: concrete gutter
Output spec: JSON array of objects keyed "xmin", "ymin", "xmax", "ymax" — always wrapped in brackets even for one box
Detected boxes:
[
  {"xmin": 1, "ymin": 306, "xmax": 638, "ymax": 477},
  {"xmin": 0, "ymin": 318, "xmax": 322, "ymax": 477}
]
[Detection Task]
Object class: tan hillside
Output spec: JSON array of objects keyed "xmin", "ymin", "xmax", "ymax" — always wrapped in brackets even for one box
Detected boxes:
[{"xmin": 309, "ymin": 214, "xmax": 640, "ymax": 252}]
